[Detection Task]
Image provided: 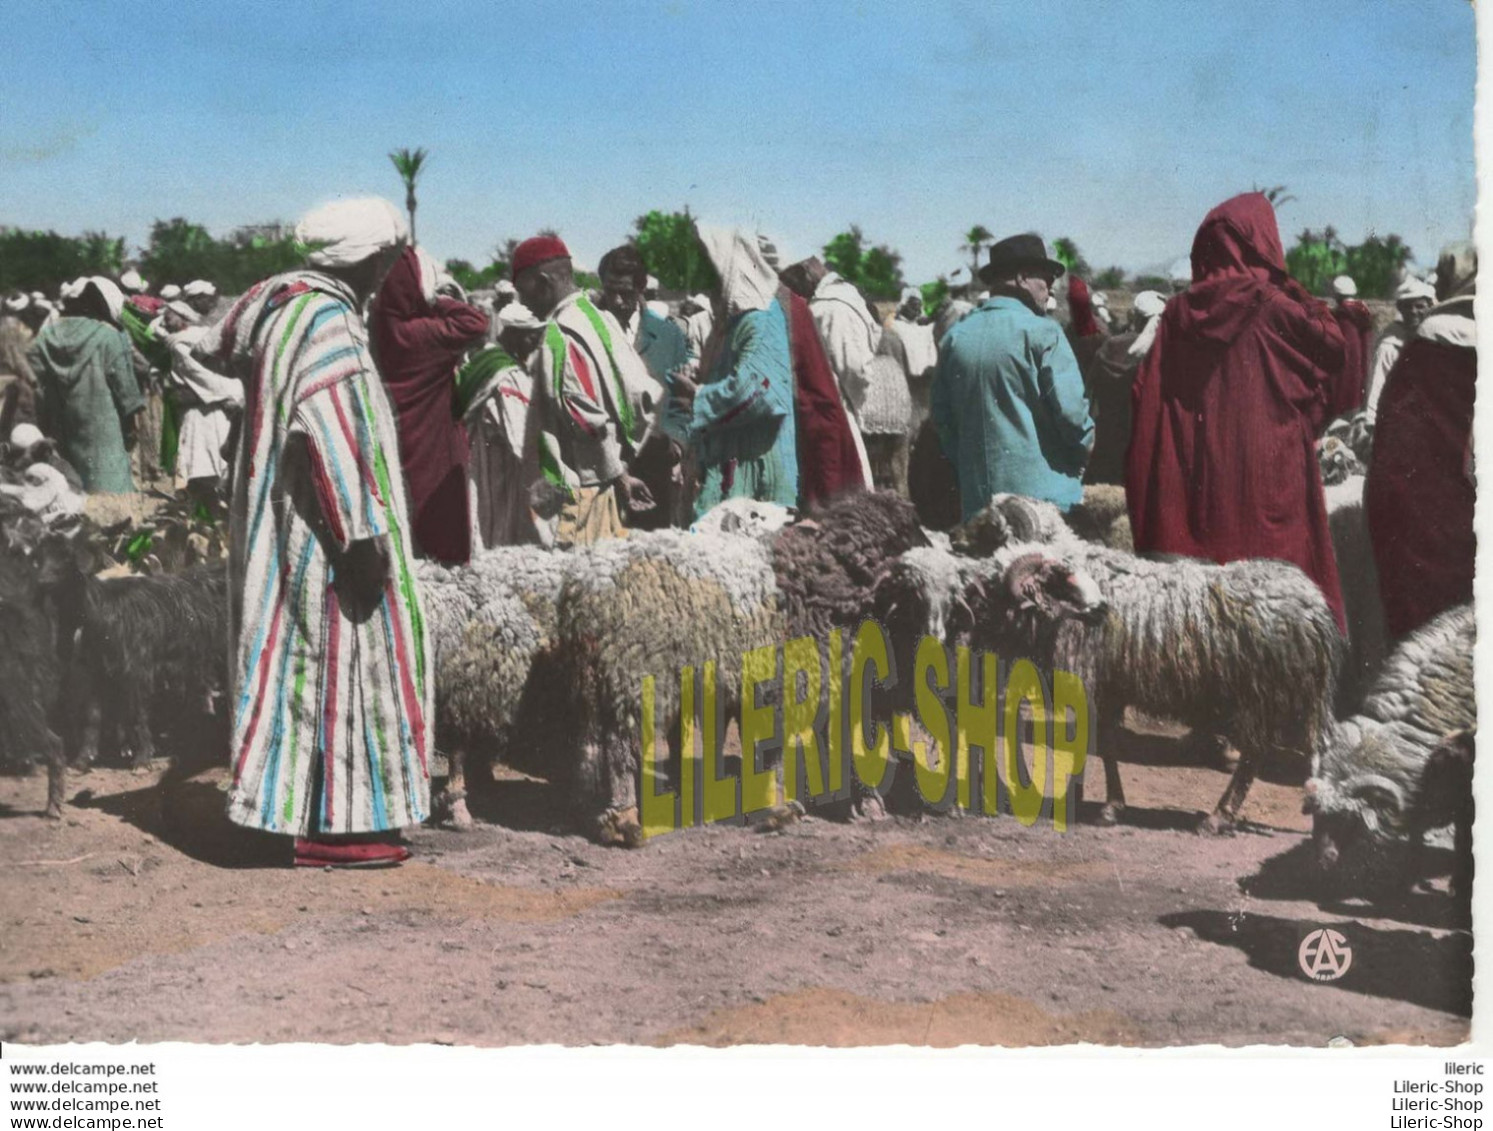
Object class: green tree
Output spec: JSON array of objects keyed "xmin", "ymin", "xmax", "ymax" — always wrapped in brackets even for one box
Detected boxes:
[
  {"xmin": 961, "ymin": 225, "xmax": 993, "ymax": 274},
  {"xmin": 823, "ymin": 225, "xmax": 905, "ymax": 300},
  {"xmin": 139, "ymin": 218, "xmax": 221, "ymax": 286},
  {"xmin": 631, "ymin": 208, "xmax": 719, "ymax": 294},
  {"xmin": 1052, "ymin": 237, "xmax": 1091, "ymax": 279},
  {"xmin": 1094, "ymin": 265, "xmax": 1127, "ymax": 289},
  {"xmin": 0, "ymin": 228, "xmax": 124, "ymax": 294},
  {"xmin": 388, "ymin": 147, "xmax": 429, "ymax": 243}
]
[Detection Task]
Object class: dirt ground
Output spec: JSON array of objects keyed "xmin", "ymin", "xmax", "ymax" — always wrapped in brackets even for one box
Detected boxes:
[{"xmin": 0, "ymin": 718, "xmax": 1471, "ymax": 1048}]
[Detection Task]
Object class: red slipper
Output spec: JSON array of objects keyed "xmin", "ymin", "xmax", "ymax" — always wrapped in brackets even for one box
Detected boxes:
[{"xmin": 293, "ymin": 838, "xmax": 411, "ymax": 869}]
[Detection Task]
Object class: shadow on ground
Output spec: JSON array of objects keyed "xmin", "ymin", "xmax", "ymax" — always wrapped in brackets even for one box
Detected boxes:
[{"xmin": 1160, "ymin": 907, "xmax": 1472, "ymax": 1017}]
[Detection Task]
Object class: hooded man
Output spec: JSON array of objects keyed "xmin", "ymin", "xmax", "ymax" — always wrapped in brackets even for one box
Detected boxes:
[
  {"xmin": 1365, "ymin": 241, "xmax": 1476, "ymax": 641},
  {"xmin": 514, "ymin": 234, "xmax": 656, "ymax": 546},
  {"xmin": 1126, "ymin": 192, "xmax": 1346, "ymax": 628},
  {"xmin": 369, "ymin": 245, "xmax": 490, "ymax": 564},
  {"xmin": 1327, "ymin": 274, "xmax": 1374, "ymax": 418},
  {"xmin": 1364, "ymin": 276, "xmax": 1436, "ymax": 417},
  {"xmin": 931, "ymin": 233, "xmax": 1094, "ymax": 520},
  {"xmin": 660, "ymin": 225, "xmax": 799, "ymax": 519},
  {"xmin": 192, "ymin": 196, "xmax": 431, "ymax": 869},
  {"xmin": 26, "ymin": 278, "xmax": 144, "ymax": 493}
]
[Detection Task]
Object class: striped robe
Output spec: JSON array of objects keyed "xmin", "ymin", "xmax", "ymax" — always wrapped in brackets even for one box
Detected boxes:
[{"xmin": 195, "ymin": 270, "xmax": 431, "ymax": 835}]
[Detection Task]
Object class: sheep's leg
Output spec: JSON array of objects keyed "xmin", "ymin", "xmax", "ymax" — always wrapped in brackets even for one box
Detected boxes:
[
  {"xmin": 1095, "ymin": 706, "xmax": 1126, "ymax": 826},
  {"xmin": 439, "ymin": 746, "xmax": 473, "ymax": 831},
  {"xmin": 44, "ymin": 731, "xmax": 66, "ymax": 819},
  {"xmin": 1202, "ymin": 741, "xmax": 1254, "ymax": 833}
]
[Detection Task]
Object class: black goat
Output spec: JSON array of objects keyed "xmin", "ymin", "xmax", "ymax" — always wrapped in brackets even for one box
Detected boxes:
[
  {"xmin": 0, "ymin": 543, "xmax": 65, "ymax": 816},
  {"xmin": 34, "ymin": 536, "xmax": 230, "ymax": 793}
]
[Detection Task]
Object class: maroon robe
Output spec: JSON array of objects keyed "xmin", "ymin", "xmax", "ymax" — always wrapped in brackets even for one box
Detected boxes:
[
  {"xmin": 369, "ymin": 247, "xmax": 490, "ymax": 564},
  {"xmin": 1364, "ymin": 304, "xmax": 1475, "ymax": 640},
  {"xmin": 1329, "ymin": 300, "xmax": 1374, "ymax": 417},
  {"xmin": 779, "ymin": 285, "xmax": 865, "ymax": 508},
  {"xmin": 1126, "ymin": 192, "xmax": 1347, "ymax": 629}
]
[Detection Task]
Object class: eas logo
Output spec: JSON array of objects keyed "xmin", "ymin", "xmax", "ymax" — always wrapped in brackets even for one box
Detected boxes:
[{"xmin": 1298, "ymin": 928, "xmax": 1353, "ymax": 982}]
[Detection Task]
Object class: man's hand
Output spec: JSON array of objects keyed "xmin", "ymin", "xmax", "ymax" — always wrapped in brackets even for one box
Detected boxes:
[
  {"xmin": 338, "ymin": 536, "xmax": 391, "ymax": 620},
  {"xmin": 669, "ymin": 369, "xmax": 698, "ymax": 414},
  {"xmin": 616, "ymin": 474, "xmax": 656, "ymax": 515}
]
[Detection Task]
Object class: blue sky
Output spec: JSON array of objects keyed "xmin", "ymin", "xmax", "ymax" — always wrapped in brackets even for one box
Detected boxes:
[{"xmin": 1, "ymin": 0, "xmax": 1476, "ymax": 283}]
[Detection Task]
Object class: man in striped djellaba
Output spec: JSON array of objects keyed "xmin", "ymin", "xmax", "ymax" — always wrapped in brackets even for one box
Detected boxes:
[{"xmin": 193, "ymin": 197, "xmax": 431, "ymax": 869}]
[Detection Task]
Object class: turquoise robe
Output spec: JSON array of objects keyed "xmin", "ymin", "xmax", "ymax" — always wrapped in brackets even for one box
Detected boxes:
[{"xmin": 27, "ymin": 317, "xmax": 143, "ymax": 493}]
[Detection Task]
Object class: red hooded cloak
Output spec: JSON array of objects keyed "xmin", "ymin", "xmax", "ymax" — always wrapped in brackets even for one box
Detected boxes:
[
  {"xmin": 778, "ymin": 285, "xmax": 865, "ymax": 508},
  {"xmin": 1364, "ymin": 298, "xmax": 1476, "ymax": 640},
  {"xmin": 369, "ymin": 246, "xmax": 490, "ymax": 564},
  {"xmin": 1126, "ymin": 193, "xmax": 1347, "ymax": 629}
]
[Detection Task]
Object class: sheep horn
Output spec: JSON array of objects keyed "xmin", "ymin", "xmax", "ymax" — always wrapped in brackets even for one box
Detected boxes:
[{"xmin": 1345, "ymin": 772, "xmax": 1407, "ymax": 814}]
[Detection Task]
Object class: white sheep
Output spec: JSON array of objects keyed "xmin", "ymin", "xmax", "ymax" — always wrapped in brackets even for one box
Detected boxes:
[
  {"xmin": 1305, "ymin": 603, "xmax": 1474, "ymax": 902},
  {"xmin": 947, "ymin": 494, "xmax": 1345, "ymax": 831}
]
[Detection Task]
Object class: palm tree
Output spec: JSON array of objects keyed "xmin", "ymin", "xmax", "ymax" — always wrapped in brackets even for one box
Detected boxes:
[
  {"xmin": 388, "ymin": 147, "xmax": 429, "ymax": 242},
  {"xmin": 961, "ymin": 225, "xmax": 993, "ymax": 274}
]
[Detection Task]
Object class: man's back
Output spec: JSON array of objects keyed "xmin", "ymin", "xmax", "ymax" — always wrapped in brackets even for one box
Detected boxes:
[{"xmin": 932, "ymin": 296, "xmax": 1093, "ymax": 518}]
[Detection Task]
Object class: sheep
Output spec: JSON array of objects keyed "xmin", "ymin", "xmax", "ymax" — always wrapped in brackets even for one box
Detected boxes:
[
  {"xmin": 1305, "ymin": 604, "xmax": 1474, "ymax": 904},
  {"xmin": 1065, "ymin": 483, "xmax": 1134, "ymax": 551},
  {"xmin": 948, "ymin": 494, "xmax": 1344, "ymax": 830},
  {"xmin": 544, "ymin": 528, "xmax": 783, "ymax": 846},
  {"xmin": 29, "ymin": 534, "xmax": 229, "ymax": 815},
  {"xmin": 689, "ymin": 497, "xmax": 794, "ymax": 540},
  {"xmin": 0, "ymin": 542, "xmax": 65, "ymax": 818},
  {"xmin": 544, "ymin": 490, "xmax": 930, "ymax": 845},
  {"xmin": 416, "ymin": 545, "xmax": 571, "ymax": 829},
  {"xmin": 1324, "ymin": 473, "xmax": 1388, "ymax": 707}
]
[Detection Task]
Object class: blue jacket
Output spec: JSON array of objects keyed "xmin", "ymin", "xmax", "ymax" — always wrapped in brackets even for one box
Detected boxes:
[
  {"xmin": 636, "ymin": 307, "xmax": 692, "ymax": 387},
  {"xmin": 931, "ymin": 295, "xmax": 1094, "ymax": 518}
]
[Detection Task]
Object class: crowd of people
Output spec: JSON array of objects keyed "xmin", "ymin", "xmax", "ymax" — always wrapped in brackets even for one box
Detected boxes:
[{"xmin": 0, "ymin": 189, "xmax": 1475, "ymax": 868}]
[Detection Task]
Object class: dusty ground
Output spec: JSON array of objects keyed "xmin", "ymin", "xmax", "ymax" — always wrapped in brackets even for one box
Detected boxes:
[{"xmin": 0, "ymin": 719, "xmax": 1471, "ymax": 1048}]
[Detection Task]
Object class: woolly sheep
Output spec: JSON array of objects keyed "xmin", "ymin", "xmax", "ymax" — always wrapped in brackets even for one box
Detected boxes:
[
  {"xmin": 546, "ymin": 490, "xmax": 930, "ymax": 844},
  {"xmin": 1305, "ymin": 604, "xmax": 1474, "ymax": 901},
  {"xmin": 689, "ymin": 497, "xmax": 794, "ymax": 540},
  {"xmin": 950, "ymin": 494, "xmax": 1344, "ymax": 830},
  {"xmin": 0, "ymin": 544, "xmax": 64, "ymax": 817},
  {"xmin": 416, "ymin": 545, "xmax": 572, "ymax": 829}
]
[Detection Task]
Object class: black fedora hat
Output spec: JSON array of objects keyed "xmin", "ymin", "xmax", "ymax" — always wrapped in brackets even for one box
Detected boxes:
[{"xmin": 979, "ymin": 233, "xmax": 1067, "ymax": 284}]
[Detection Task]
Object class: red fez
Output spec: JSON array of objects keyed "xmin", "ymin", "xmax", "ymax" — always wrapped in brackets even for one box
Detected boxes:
[{"xmin": 512, "ymin": 236, "xmax": 571, "ymax": 277}]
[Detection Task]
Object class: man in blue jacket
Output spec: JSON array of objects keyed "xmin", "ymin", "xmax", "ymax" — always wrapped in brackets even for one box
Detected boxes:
[{"xmin": 931, "ymin": 233, "xmax": 1094, "ymax": 520}]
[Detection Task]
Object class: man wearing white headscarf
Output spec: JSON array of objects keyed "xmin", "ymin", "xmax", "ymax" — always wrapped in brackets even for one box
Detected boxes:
[
  {"xmin": 182, "ymin": 279, "xmax": 218, "ymax": 318},
  {"xmin": 191, "ymin": 195, "xmax": 430, "ymax": 869},
  {"xmin": 0, "ymin": 294, "xmax": 40, "ymax": 424},
  {"xmin": 1364, "ymin": 276, "xmax": 1436, "ymax": 417},
  {"xmin": 661, "ymin": 224, "xmax": 797, "ymax": 518},
  {"xmin": 159, "ymin": 300, "xmax": 242, "ymax": 504},
  {"xmin": 26, "ymin": 278, "xmax": 143, "ymax": 492}
]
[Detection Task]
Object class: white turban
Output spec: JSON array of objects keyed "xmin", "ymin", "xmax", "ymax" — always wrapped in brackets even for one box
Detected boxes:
[
  {"xmin": 165, "ymin": 300, "xmax": 202, "ymax": 325},
  {"xmin": 119, "ymin": 269, "xmax": 146, "ymax": 293},
  {"xmin": 494, "ymin": 279, "xmax": 517, "ymax": 297},
  {"xmin": 159, "ymin": 284, "xmax": 182, "ymax": 301},
  {"xmin": 1132, "ymin": 290, "xmax": 1168, "ymax": 319},
  {"xmin": 1091, "ymin": 290, "xmax": 1108, "ymax": 306},
  {"xmin": 4, "ymin": 294, "xmax": 29, "ymax": 313},
  {"xmin": 645, "ymin": 275, "xmax": 660, "ymax": 292},
  {"xmin": 1394, "ymin": 277, "xmax": 1436, "ymax": 303},
  {"xmin": 10, "ymin": 423, "xmax": 44, "ymax": 450},
  {"xmin": 495, "ymin": 300, "xmax": 544, "ymax": 332},
  {"xmin": 59, "ymin": 278, "xmax": 86, "ymax": 302},
  {"xmin": 86, "ymin": 276, "xmax": 126, "ymax": 324},
  {"xmin": 1129, "ymin": 290, "xmax": 1168, "ymax": 358},
  {"xmin": 295, "ymin": 197, "xmax": 408, "ymax": 269},
  {"xmin": 182, "ymin": 279, "xmax": 217, "ymax": 298},
  {"xmin": 645, "ymin": 300, "xmax": 671, "ymax": 318},
  {"xmin": 1331, "ymin": 275, "xmax": 1358, "ymax": 298},
  {"xmin": 413, "ymin": 246, "xmax": 458, "ymax": 304}
]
